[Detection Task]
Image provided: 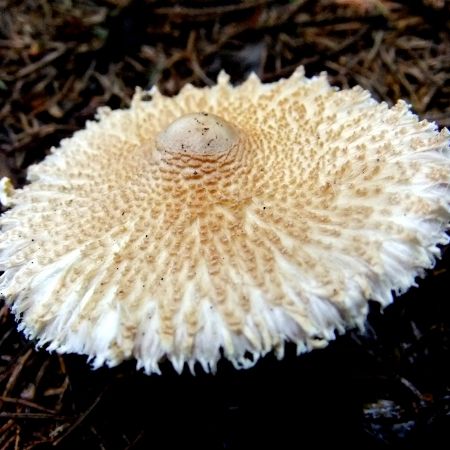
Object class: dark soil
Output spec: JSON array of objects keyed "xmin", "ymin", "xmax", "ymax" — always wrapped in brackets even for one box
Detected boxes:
[{"xmin": 0, "ymin": 1, "xmax": 449, "ymax": 449}]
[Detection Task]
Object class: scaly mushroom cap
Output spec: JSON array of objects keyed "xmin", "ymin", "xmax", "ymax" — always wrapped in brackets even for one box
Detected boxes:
[{"xmin": 1, "ymin": 68, "xmax": 449, "ymax": 374}]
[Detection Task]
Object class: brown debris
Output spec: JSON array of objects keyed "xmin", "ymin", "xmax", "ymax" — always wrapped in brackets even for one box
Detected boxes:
[{"xmin": 0, "ymin": 0, "xmax": 449, "ymax": 449}]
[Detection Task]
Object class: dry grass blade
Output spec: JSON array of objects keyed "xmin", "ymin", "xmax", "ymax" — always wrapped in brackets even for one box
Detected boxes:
[{"xmin": 50, "ymin": 388, "xmax": 108, "ymax": 447}]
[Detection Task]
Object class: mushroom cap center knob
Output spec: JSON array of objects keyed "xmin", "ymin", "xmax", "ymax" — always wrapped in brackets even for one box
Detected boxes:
[{"xmin": 156, "ymin": 112, "xmax": 240, "ymax": 156}]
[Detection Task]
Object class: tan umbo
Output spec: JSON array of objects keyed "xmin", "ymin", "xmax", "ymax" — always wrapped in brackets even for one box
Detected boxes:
[{"xmin": 0, "ymin": 68, "xmax": 449, "ymax": 374}]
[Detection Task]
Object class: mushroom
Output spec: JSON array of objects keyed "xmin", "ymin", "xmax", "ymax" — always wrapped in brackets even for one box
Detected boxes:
[{"xmin": 0, "ymin": 67, "xmax": 449, "ymax": 374}]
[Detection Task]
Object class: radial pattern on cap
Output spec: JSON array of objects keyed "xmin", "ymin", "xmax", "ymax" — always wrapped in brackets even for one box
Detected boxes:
[{"xmin": 0, "ymin": 68, "xmax": 449, "ymax": 374}]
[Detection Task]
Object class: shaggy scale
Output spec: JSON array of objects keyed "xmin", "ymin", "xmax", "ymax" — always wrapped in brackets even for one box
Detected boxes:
[{"xmin": 0, "ymin": 68, "xmax": 449, "ymax": 374}]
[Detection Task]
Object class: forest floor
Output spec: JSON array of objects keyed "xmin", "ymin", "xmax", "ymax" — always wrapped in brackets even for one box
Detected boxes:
[{"xmin": 0, "ymin": 1, "xmax": 449, "ymax": 449}]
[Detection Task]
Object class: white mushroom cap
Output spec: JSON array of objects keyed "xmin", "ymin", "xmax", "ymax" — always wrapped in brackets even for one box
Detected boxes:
[{"xmin": 0, "ymin": 67, "xmax": 449, "ymax": 374}]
